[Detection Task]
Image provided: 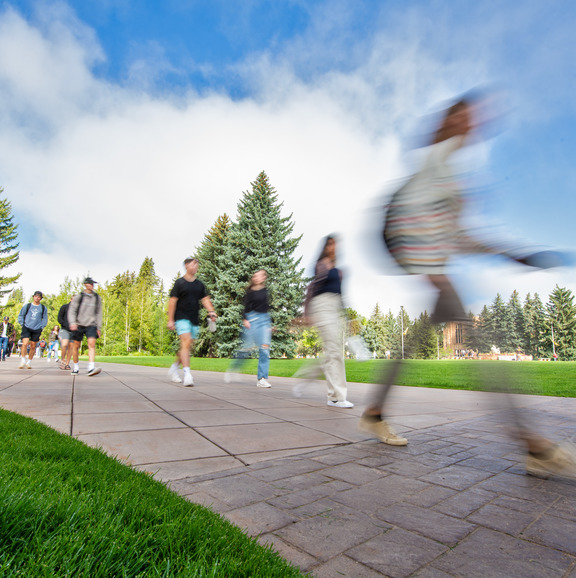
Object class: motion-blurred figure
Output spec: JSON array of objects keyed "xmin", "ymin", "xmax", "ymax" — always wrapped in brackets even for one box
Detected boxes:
[
  {"xmin": 225, "ymin": 269, "xmax": 273, "ymax": 388},
  {"xmin": 296, "ymin": 235, "xmax": 354, "ymax": 408},
  {"xmin": 360, "ymin": 94, "xmax": 576, "ymax": 479}
]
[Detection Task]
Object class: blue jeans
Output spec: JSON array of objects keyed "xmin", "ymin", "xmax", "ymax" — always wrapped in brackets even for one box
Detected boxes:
[
  {"xmin": 230, "ymin": 312, "xmax": 271, "ymax": 379},
  {"xmin": 0, "ymin": 337, "xmax": 8, "ymax": 360}
]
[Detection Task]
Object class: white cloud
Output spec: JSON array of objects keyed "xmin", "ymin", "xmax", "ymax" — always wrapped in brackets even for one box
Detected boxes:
[{"xmin": 0, "ymin": 1, "xmax": 574, "ymax": 321}]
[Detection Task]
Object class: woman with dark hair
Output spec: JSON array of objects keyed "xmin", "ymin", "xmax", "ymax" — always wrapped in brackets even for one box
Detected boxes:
[
  {"xmin": 226, "ymin": 269, "xmax": 273, "ymax": 388},
  {"xmin": 301, "ymin": 235, "xmax": 353, "ymax": 408},
  {"xmin": 360, "ymin": 94, "xmax": 576, "ymax": 480}
]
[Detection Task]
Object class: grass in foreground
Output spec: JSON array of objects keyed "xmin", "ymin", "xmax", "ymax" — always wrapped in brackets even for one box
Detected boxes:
[
  {"xmin": 96, "ymin": 356, "xmax": 576, "ymax": 398},
  {"xmin": 0, "ymin": 410, "xmax": 302, "ymax": 577}
]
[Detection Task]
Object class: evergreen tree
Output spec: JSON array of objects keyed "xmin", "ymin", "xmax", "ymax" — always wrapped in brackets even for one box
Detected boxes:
[
  {"xmin": 0, "ymin": 190, "xmax": 21, "ymax": 296},
  {"xmin": 473, "ymin": 304, "xmax": 493, "ymax": 353},
  {"xmin": 396, "ymin": 307, "xmax": 411, "ymax": 359},
  {"xmin": 363, "ymin": 303, "xmax": 387, "ymax": 358},
  {"xmin": 134, "ymin": 257, "xmax": 159, "ymax": 352},
  {"xmin": 504, "ymin": 290, "xmax": 525, "ymax": 353},
  {"xmin": 194, "ymin": 215, "xmax": 232, "ymax": 357},
  {"xmin": 488, "ymin": 293, "xmax": 509, "ymax": 351},
  {"xmin": 212, "ymin": 172, "xmax": 307, "ymax": 358},
  {"xmin": 543, "ymin": 286, "xmax": 576, "ymax": 360},
  {"xmin": 407, "ymin": 311, "xmax": 437, "ymax": 359},
  {"xmin": 524, "ymin": 292, "xmax": 546, "ymax": 358}
]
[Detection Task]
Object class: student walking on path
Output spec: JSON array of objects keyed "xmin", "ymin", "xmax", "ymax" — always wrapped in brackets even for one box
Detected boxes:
[
  {"xmin": 58, "ymin": 298, "xmax": 73, "ymax": 370},
  {"xmin": 68, "ymin": 278, "xmax": 102, "ymax": 376},
  {"xmin": 226, "ymin": 269, "xmax": 273, "ymax": 388},
  {"xmin": 299, "ymin": 235, "xmax": 353, "ymax": 408},
  {"xmin": 0, "ymin": 316, "xmax": 14, "ymax": 361},
  {"xmin": 167, "ymin": 257, "xmax": 217, "ymax": 387},
  {"xmin": 17, "ymin": 291, "xmax": 48, "ymax": 369},
  {"xmin": 360, "ymin": 94, "xmax": 576, "ymax": 480}
]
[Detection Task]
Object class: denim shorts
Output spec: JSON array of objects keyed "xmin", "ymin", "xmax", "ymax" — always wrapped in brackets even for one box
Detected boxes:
[{"xmin": 174, "ymin": 319, "xmax": 200, "ymax": 338}]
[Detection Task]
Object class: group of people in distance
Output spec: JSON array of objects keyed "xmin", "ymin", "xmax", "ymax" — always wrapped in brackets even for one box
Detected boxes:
[{"xmin": 13, "ymin": 277, "xmax": 103, "ymax": 377}]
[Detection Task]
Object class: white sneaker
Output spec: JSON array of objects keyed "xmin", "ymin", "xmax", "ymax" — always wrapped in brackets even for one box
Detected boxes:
[
  {"xmin": 225, "ymin": 372, "xmax": 241, "ymax": 384},
  {"xmin": 19, "ymin": 358, "xmax": 26, "ymax": 369},
  {"xmin": 168, "ymin": 365, "xmax": 182, "ymax": 384},
  {"xmin": 327, "ymin": 399, "xmax": 354, "ymax": 408},
  {"xmin": 25, "ymin": 361, "xmax": 32, "ymax": 370},
  {"xmin": 183, "ymin": 373, "xmax": 194, "ymax": 387},
  {"xmin": 257, "ymin": 378, "xmax": 271, "ymax": 388}
]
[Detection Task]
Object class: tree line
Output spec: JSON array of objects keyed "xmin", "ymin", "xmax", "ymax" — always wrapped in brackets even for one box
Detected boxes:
[
  {"xmin": 2, "ymin": 181, "xmax": 575, "ymax": 360},
  {"xmin": 1, "ymin": 173, "xmax": 307, "ymax": 357}
]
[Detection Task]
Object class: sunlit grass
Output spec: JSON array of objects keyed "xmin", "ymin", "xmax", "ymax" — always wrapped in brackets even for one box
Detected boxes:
[
  {"xmin": 0, "ymin": 410, "xmax": 302, "ymax": 576},
  {"xmin": 96, "ymin": 356, "xmax": 576, "ymax": 398}
]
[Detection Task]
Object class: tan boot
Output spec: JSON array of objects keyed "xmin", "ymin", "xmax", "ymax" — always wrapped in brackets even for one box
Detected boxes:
[{"xmin": 359, "ymin": 416, "xmax": 408, "ymax": 446}]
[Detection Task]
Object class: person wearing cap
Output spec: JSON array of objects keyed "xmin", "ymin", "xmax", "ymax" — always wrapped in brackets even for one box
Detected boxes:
[
  {"xmin": 17, "ymin": 291, "xmax": 48, "ymax": 369},
  {"xmin": 0, "ymin": 316, "xmax": 15, "ymax": 361},
  {"xmin": 167, "ymin": 257, "xmax": 217, "ymax": 386},
  {"xmin": 68, "ymin": 277, "xmax": 102, "ymax": 377}
]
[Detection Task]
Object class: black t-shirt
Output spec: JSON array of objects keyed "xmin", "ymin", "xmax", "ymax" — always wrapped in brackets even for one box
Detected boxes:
[
  {"xmin": 170, "ymin": 277, "xmax": 207, "ymax": 324},
  {"xmin": 243, "ymin": 288, "xmax": 269, "ymax": 317}
]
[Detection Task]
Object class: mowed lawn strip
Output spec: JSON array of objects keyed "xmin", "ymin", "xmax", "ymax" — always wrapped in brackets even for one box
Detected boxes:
[
  {"xmin": 0, "ymin": 410, "xmax": 302, "ymax": 577},
  {"xmin": 96, "ymin": 356, "xmax": 576, "ymax": 398}
]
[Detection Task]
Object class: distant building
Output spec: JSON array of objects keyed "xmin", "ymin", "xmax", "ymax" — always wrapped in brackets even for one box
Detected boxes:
[{"xmin": 443, "ymin": 321, "xmax": 467, "ymax": 355}]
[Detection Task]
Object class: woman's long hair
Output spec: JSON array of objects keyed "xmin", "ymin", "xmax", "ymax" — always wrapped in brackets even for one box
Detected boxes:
[{"xmin": 316, "ymin": 234, "xmax": 337, "ymax": 266}]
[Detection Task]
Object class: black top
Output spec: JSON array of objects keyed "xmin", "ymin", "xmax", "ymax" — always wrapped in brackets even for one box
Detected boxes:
[
  {"xmin": 244, "ymin": 288, "xmax": 269, "ymax": 318},
  {"xmin": 315, "ymin": 267, "xmax": 342, "ymax": 296},
  {"xmin": 58, "ymin": 303, "xmax": 71, "ymax": 331},
  {"xmin": 170, "ymin": 277, "xmax": 208, "ymax": 324}
]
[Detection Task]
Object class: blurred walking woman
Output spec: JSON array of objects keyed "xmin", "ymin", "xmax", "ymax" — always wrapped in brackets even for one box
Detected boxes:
[
  {"xmin": 226, "ymin": 269, "xmax": 273, "ymax": 388},
  {"xmin": 304, "ymin": 235, "xmax": 353, "ymax": 408}
]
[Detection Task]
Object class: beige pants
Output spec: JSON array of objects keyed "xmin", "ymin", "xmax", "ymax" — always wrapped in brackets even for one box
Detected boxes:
[{"xmin": 309, "ymin": 293, "xmax": 348, "ymax": 402}]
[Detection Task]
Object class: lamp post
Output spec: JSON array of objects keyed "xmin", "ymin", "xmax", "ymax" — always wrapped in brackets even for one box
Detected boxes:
[{"xmin": 400, "ymin": 305, "xmax": 405, "ymax": 360}]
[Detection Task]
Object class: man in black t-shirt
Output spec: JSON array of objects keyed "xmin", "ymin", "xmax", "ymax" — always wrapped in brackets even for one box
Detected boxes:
[{"xmin": 167, "ymin": 257, "xmax": 217, "ymax": 386}]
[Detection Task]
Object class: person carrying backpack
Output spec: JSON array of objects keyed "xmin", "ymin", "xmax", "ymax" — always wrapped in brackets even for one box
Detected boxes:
[
  {"xmin": 17, "ymin": 291, "xmax": 48, "ymax": 369},
  {"xmin": 68, "ymin": 277, "xmax": 102, "ymax": 377}
]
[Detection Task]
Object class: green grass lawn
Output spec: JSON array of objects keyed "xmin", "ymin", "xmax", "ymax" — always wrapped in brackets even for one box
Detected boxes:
[
  {"xmin": 96, "ymin": 356, "xmax": 576, "ymax": 398},
  {"xmin": 0, "ymin": 410, "xmax": 302, "ymax": 577}
]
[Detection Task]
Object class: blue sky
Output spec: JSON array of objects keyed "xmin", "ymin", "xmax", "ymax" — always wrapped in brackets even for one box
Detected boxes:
[{"xmin": 1, "ymin": 0, "xmax": 575, "ymax": 316}]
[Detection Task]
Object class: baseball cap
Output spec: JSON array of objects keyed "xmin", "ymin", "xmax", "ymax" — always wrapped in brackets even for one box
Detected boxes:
[
  {"xmin": 3, "ymin": 316, "xmax": 8, "ymax": 321},
  {"xmin": 84, "ymin": 277, "xmax": 97, "ymax": 285}
]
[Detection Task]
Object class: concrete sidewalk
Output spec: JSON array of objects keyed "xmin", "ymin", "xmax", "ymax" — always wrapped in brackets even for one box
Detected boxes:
[{"xmin": 1, "ymin": 357, "xmax": 576, "ymax": 576}]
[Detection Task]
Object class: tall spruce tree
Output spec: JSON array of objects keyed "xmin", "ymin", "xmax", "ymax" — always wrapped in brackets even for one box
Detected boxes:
[
  {"xmin": 194, "ymin": 214, "xmax": 232, "ymax": 357},
  {"xmin": 488, "ymin": 293, "xmax": 509, "ymax": 351},
  {"xmin": 407, "ymin": 311, "xmax": 438, "ymax": 359},
  {"xmin": 212, "ymin": 172, "xmax": 306, "ymax": 358},
  {"xmin": 543, "ymin": 285, "xmax": 576, "ymax": 360},
  {"xmin": 0, "ymin": 190, "xmax": 21, "ymax": 296},
  {"xmin": 523, "ymin": 292, "xmax": 546, "ymax": 358},
  {"xmin": 505, "ymin": 290, "xmax": 526, "ymax": 353}
]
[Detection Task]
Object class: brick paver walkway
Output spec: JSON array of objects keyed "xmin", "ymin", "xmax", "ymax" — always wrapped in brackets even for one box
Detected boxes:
[{"xmin": 1, "ymin": 358, "xmax": 575, "ymax": 576}]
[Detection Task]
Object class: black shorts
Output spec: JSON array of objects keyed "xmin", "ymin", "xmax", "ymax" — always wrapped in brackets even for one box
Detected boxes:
[
  {"xmin": 72, "ymin": 326, "xmax": 99, "ymax": 342},
  {"xmin": 21, "ymin": 327, "xmax": 42, "ymax": 342}
]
